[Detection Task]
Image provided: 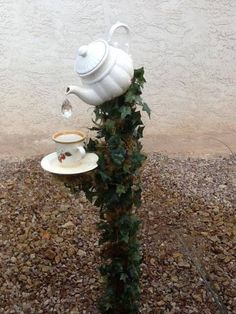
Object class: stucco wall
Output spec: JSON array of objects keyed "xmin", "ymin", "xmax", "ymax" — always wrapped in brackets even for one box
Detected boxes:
[{"xmin": 1, "ymin": 0, "xmax": 235, "ymax": 157}]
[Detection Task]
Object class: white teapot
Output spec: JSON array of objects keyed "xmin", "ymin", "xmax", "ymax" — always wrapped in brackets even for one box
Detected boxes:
[{"xmin": 66, "ymin": 22, "xmax": 134, "ymax": 106}]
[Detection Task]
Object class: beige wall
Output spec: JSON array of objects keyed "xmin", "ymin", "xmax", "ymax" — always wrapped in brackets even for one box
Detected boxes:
[{"xmin": 1, "ymin": 0, "xmax": 236, "ymax": 158}]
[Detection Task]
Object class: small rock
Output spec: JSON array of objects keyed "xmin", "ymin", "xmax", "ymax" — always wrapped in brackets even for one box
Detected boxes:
[
  {"xmin": 208, "ymin": 235, "xmax": 219, "ymax": 242},
  {"xmin": 193, "ymin": 294, "xmax": 202, "ymax": 302},
  {"xmin": 47, "ymin": 285, "xmax": 52, "ymax": 297},
  {"xmin": 11, "ymin": 256, "xmax": 17, "ymax": 263},
  {"xmin": 67, "ymin": 247, "xmax": 76, "ymax": 256},
  {"xmin": 62, "ymin": 221, "xmax": 75, "ymax": 228},
  {"xmin": 55, "ymin": 236, "xmax": 64, "ymax": 243},
  {"xmin": 70, "ymin": 308, "xmax": 80, "ymax": 314},
  {"xmin": 22, "ymin": 302, "xmax": 31, "ymax": 311},
  {"xmin": 157, "ymin": 300, "xmax": 165, "ymax": 306},
  {"xmin": 55, "ymin": 255, "xmax": 61, "ymax": 263},
  {"xmin": 171, "ymin": 276, "xmax": 178, "ymax": 282},
  {"xmin": 219, "ymin": 184, "xmax": 227, "ymax": 189},
  {"xmin": 19, "ymin": 274, "xmax": 27, "ymax": 282},
  {"xmin": 178, "ymin": 261, "xmax": 190, "ymax": 268},
  {"xmin": 41, "ymin": 265, "xmax": 50, "ymax": 272},
  {"xmin": 224, "ymin": 256, "xmax": 232, "ymax": 263},
  {"xmin": 59, "ymin": 204, "xmax": 70, "ymax": 212},
  {"xmin": 44, "ymin": 299, "xmax": 50, "ymax": 306},
  {"xmin": 78, "ymin": 249, "xmax": 86, "ymax": 257},
  {"xmin": 173, "ymin": 252, "xmax": 183, "ymax": 259},
  {"xmin": 89, "ymin": 278, "xmax": 96, "ymax": 284},
  {"xmin": 151, "ymin": 280, "xmax": 159, "ymax": 288},
  {"xmin": 44, "ymin": 249, "xmax": 56, "ymax": 260}
]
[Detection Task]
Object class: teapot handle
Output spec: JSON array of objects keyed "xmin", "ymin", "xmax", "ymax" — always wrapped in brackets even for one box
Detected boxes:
[{"xmin": 108, "ymin": 22, "xmax": 130, "ymax": 53}]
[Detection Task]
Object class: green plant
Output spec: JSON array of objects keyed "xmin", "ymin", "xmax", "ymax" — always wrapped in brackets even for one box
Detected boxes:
[{"xmin": 67, "ymin": 68, "xmax": 150, "ymax": 313}]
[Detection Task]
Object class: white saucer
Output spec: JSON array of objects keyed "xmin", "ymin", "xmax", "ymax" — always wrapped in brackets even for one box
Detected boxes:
[{"xmin": 41, "ymin": 152, "xmax": 99, "ymax": 175}]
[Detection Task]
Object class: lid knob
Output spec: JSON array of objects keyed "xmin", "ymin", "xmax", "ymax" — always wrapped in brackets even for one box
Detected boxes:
[
  {"xmin": 75, "ymin": 40, "xmax": 108, "ymax": 75},
  {"xmin": 78, "ymin": 45, "xmax": 88, "ymax": 57}
]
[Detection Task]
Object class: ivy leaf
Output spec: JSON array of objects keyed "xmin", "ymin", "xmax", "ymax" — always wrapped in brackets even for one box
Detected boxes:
[
  {"xmin": 86, "ymin": 138, "xmax": 97, "ymax": 152},
  {"xmin": 119, "ymin": 106, "xmax": 131, "ymax": 119},
  {"xmin": 116, "ymin": 184, "xmax": 126, "ymax": 196},
  {"xmin": 134, "ymin": 67, "xmax": 146, "ymax": 87},
  {"xmin": 125, "ymin": 84, "xmax": 141, "ymax": 103},
  {"xmin": 123, "ymin": 164, "xmax": 131, "ymax": 174},
  {"xmin": 99, "ymin": 170, "xmax": 111, "ymax": 182},
  {"xmin": 108, "ymin": 135, "xmax": 121, "ymax": 148},
  {"xmin": 105, "ymin": 302, "xmax": 112, "ymax": 311},
  {"xmin": 120, "ymin": 273, "xmax": 128, "ymax": 282},
  {"xmin": 104, "ymin": 119, "xmax": 115, "ymax": 132},
  {"xmin": 89, "ymin": 126, "xmax": 101, "ymax": 131},
  {"xmin": 125, "ymin": 92, "xmax": 136, "ymax": 104},
  {"xmin": 120, "ymin": 232, "xmax": 129, "ymax": 243},
  {"xmin": 133, "ymin": 188, "xmax": 142, "ymax": 208},
  {"xmin": 135, "ymin": 126, "xmax": 145, "ymax": 139},
  {"xmin": 131, "ymin": 111, "xmax": 142, "ymax": 128},
  {"xmin": 141, "ymin": 102, "xmax": 151, "ymax": 118},
  {"xmin": 111, "ymin": 147, "xmax": 126, "ymax": 165},
  {"xmin": 84, "ymin": 188, "xmax": 96, "ymax": 203},
  {"xmin": 103, "ymin": 188, "xmax": 119, "ymax": 206},
  {"xmin": 131, "ymin": 151, "xmax": 146, "ymax": 169}
]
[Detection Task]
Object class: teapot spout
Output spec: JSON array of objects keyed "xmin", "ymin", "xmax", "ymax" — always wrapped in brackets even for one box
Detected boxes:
[{"xmin": 65, "ymin": 85, "xmax": 103, "ymax": 106}]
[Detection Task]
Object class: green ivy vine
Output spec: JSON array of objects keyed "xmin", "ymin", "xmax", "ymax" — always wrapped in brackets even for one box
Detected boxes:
[{"xmin": 65, "ymin": 68, "xmax": 150, "ymax": 313}]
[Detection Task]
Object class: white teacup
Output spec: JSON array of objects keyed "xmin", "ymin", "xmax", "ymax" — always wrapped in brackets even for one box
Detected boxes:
[{"xmin": 52, "ymin": 130, "xmax": 86, "ymax": 167}]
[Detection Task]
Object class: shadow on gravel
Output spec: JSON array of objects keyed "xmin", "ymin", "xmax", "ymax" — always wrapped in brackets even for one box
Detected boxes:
[{"xmin": 140, "ymin": 154, "xmax": 235, "ymax": 313}]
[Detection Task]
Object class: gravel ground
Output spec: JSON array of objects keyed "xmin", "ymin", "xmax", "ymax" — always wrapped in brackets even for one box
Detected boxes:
[{"xmin": 0, "ymin": 153, "xmax": 235, "ymax": 314}]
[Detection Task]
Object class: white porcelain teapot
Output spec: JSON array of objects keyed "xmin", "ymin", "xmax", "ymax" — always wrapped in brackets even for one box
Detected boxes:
[{"xmin": 66, "ymin": 22, "xmax": 134, "ymax": 106}]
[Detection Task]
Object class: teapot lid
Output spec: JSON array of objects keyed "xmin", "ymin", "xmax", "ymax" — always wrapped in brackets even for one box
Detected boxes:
[{"xmin": 75, "ymin": 40, "xmax": 108, "ymax": 76}]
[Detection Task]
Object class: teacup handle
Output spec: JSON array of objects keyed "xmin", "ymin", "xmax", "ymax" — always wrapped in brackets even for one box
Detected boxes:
[
  {"xmin": 77, "ymin": 146, "xmax": 86, "ymax": 158},
  {"xmin": 108, "ymin": 21, "xmax": 130, "ymax": 53}
]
